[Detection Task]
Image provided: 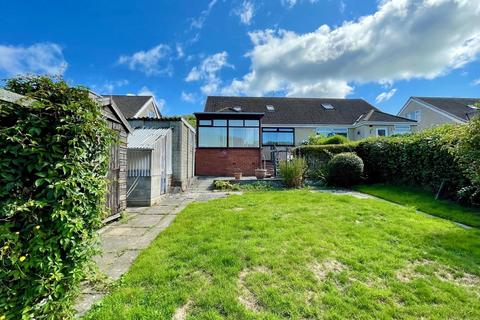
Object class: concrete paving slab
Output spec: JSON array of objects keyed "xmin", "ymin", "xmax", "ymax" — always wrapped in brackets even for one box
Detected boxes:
[
  {"xmin": 102, "ymin": 226, "xmax": 149, "ymax": 237},
  {"xmin": 127, "ymin": 215, "xmax": 167, "ymax": 228}
]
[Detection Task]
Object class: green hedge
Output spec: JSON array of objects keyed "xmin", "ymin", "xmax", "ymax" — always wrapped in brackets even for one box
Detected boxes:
[
  {"xmin": 295, "ymin": 143, "xmax": 359, "ymax": 179},
  {"xmin": 0, "ymin": 76, "xmax": 114, "ymax": 318},
  {"xmin": 355, "ymin": 126, "xmax": 464, "ymax": 198},
  {"xmin": 295, "ymin": 119, "xmax": 480, "ymax": 205}
]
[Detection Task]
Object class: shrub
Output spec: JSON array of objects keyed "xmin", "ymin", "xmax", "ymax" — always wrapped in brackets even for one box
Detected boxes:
[
  {"xmin": 0, "ymin": 76, "xmax": 114, "ymax": 318},
  {"xmin": 326, "ymin": 153, "xmax": 364, "ymax": 187},
  {"xmin": 278, "ymin": 158, "xmax": 306, "ymax": 188},
  {"xmin": 213, "ymin": 180, "xmax": 240, "ymax": 191},
  {"xmin": 303, "ymin": 134, "xmax": 349, "ymax": 145},
  {"xmin": 294, "ymin": 143, "xmax": 358, "ymax": 180}
]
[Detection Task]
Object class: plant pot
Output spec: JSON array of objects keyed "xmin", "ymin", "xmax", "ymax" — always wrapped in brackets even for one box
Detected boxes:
[
  {"xmin": 255, "ymin": 168, "xmax": 267, "ymax": 180},
  {"xmin": 234, "ymin": 171, "xmax": 242, "ymax": 180}
]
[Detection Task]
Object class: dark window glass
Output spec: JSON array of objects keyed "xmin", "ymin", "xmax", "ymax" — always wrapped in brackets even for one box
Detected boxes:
[
  {"xmin": 213, "ymin": 119, "xmax": 227, "ymax": 126},
  {"xmin": 228, "ymin": 119, "xmax": 244, "ymax": 126},
  {"xmin": 199, "ymin": 120, "xmax": 212, "ymax": 126},
  {"xmin": 244, "ymin": 120, "xmax": 260, "ymax": 127},
  {"xmin": 262, "ymin": 128, "xmax": 294, "ymax": 146},
  {"xmin": 229, "ymin": 128, "xmax": 259, "ymax": 147},
  {"xmin": 198, "ymin": 127, "xmax": 227, "ymax": 147}
]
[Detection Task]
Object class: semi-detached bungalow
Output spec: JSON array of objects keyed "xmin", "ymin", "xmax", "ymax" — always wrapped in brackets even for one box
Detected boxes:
[{"xmin": 194, "ymin": 96, "xmax": 417, "ymax": 177}]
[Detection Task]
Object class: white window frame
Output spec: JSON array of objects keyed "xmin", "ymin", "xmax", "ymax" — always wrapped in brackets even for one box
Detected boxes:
[
  {"xmin": 376, "ymin": 127, "xmax": 389, "ymax": 137},
  {"xmin": 394, "ymin": 125, "xmax": 411, "ymax": 135},
  {"xmin": 406, "ymin": 110, "xmax": 421, "ymax": 121}
]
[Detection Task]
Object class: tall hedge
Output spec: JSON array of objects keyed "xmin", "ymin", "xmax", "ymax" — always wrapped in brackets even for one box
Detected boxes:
[
  {"xmin": 296, "ymin": 119, "xmax": 480, "ymax": 205},
  {"xmin": 355, "ymin": 125, "xmax": 467, "ymax": 200},
  {"xmin": 0, "ymin": 76, "xmax": 114, "ymax": 318}
]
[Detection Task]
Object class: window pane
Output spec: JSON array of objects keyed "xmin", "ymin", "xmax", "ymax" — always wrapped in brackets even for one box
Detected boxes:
[
  {"xmin": 316, "ymin": 127, "xmax": 348, "ymax": 137},
  {"xmin": 213, "ymin": 119, "xmax": 227, "ymax": 126},
  {"xmin": 228, "ymin": 119, "xmax": 244, "ymax": 126},
  {"xmin": 394, "ymin": 125, "xmax": 411, "ymax": 135},
  {"xmin": 199, "ymin": 120, "xmax": 212, "ymax": 126},
  {"xmin": 229, "ymin": 128, "xmax": 259, "ymax": 147},
  {"xmin": 377, "ymin": 129, "xmax": 387, "ymax": 136},
  {"xmin": 262, "ymin": 131, "xmax": 294, "ymax": 146},
  {"xmin": 198, "ymin": 127, "xmax": 227, "ymax": 147},
  {"xmin": 244, "ymin": 120, "xmax": 259, "ymax": 127}
]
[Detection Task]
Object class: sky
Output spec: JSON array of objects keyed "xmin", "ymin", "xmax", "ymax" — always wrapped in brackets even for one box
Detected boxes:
[{"xmin": 0, "ymin": 0, "xmax": 479, "ymax": 116}]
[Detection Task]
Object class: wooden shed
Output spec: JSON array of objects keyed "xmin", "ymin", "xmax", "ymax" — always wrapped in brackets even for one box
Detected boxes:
[{"xmin": 99, "ymin": 97, "xmax": 133, "ymax": 221}]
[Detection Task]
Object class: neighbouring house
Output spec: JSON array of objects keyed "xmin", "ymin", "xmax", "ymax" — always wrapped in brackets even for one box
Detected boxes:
[
  {"xmin": 128, "ymin": 118, "xmax": 196, "ymax": 191},
  {"xmin": 398, "ymin": 97, "xmax": 480, "ymax": 131},
  {"xmin": 106, "ymin": 95, "xmax": 162, "ymax": 119},
  {"xmin": 194, "ymin": 96, "xmax": 417, "ymax": 176},
  {"xmin": 126, "ymin": 128, "xmax": 172, "ymax": 206}
]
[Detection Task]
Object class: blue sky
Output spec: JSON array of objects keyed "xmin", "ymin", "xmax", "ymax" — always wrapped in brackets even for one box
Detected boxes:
[{"xmin": 1, "ymin": 0, "xmax": 479, "ymax": 115}]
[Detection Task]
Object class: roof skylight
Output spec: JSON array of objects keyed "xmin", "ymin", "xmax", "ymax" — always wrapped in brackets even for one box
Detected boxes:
[
  {"xmin": 322, "ymin": 103, "xmax": 334, "ymax": 110},
  {"xmin": 266, "ymin": 105, "xmax": 275, "ymax": 111}
]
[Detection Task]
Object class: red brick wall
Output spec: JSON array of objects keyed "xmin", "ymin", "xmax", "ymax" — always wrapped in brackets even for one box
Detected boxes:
[{"xmin": 195, "ymin": 148, "xmax": 261, "ymax": 176}]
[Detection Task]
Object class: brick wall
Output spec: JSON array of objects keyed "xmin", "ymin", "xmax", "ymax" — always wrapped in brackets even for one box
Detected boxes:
[{"xmin": 195, "ymin": 148, "xmax": 261, "ymax": 176}]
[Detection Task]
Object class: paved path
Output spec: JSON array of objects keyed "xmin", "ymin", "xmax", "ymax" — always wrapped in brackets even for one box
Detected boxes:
[{"xmin": 75, "ymin": 177, "xmax": 227, "ymax": 317}]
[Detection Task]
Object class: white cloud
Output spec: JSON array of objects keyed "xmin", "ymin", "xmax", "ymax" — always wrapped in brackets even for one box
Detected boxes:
[
  {"xmin": 190, "ymin": 0, "xmax": 218, "ymax": 29},
  {"xmin": 281, "ymin": 0, "xmax": 318, "ymax": 8},
  {"xmin": 472, "ymin": 78, "xmax": 480, "ymax": 86},
  {"xmin": 92, "ymin": 79, "xmax": 129, "ymax": 94},
  {"xmin": 375, "ymin": 88, "xmax": 397, "ymax": 103},
  {"xmin": 118, "ymin": 44, "xmax": 172, "ymax": 76},
  {"xmin": 186, "ymin": 51, "xmax": 233, "ymax": 95},
  {"xmin": 339, "ymin": 0, "xmax": 346, "ymax": 14},
  {"xmin": 235, "ymin": 1, "xmax": 255, "ymax": 25},
  {"xmin": 181, "ymin": 91, "xmax": 197, "ymax": 103},
  {"xmin": 223, "ymin": 0, "xmax": 480, "ymax": 98},
  {"xmin": 0, "ymin": 43, "xmax": 67, "ymax": 76},
  {"xmin": 281, "ymin": 0, "xmax": 297, "ymax": 8},
  {"xmin": 176, "ymin": 43, "xmax": 185, "ymax": 59}
]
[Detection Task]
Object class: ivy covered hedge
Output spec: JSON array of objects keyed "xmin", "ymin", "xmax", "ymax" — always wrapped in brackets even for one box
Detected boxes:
[
  {"xmin": 0, "ymin": 76, "xmax": 114, "ymax": 318},
  {"xmin": 295, "ymin": 118, "xmax": 480, "ymax": 205}
]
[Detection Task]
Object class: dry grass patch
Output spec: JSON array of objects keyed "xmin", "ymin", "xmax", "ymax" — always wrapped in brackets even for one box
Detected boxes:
[
  {"xmin": 237, "ymin": 266, "xmax": 269, "ymax": 312},
  {"xmin": 397, "ymin": 259, "xmax": 480, "ymax": 295},
  {"xmin": 310, "ymin": 259, "xmax": 346, "ymax": 282},
  {"xmin": 172, "ymin": 300, "xmax": 192, "ymax": 320}
]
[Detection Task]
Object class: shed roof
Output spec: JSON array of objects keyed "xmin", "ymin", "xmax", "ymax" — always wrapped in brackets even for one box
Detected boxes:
[{"xmin": 127, "ymin": 128, "xmax": 170, "ymax": 150}]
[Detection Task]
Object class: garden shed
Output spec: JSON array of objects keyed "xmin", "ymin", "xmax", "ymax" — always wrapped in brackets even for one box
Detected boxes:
[
  {"xmin": 128, "ymin": 118, "xmax": 196, "ymax": 191},
  {"xmin": 127, "ymin": 128, "xmax": 173, "ymax": 206},
  {"xmin": 99, "ymin": 96, "xmax": 132, "ymax": 221}
]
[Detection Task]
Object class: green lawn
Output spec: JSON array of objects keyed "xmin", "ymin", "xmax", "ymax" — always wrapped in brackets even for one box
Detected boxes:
[
  {"xmin": 353, "ymin": 184, "xmax": 480, "ymax": 228},
  {"xmin": 85, "ymin": 191, "xmax": 480, "ymax": 319}
]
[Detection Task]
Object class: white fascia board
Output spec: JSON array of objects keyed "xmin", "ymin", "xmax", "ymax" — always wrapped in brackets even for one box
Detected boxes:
[{"xmin": 134, "ymin": 97, "xmax": 161, "ymax": 118}]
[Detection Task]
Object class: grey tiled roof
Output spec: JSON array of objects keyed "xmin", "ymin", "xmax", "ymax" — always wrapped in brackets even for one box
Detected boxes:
[
  {"xmin": 414, "ymin": 97, "xmax": 480, "ymax": 121},
  {"xmin": 104, "ymin": 95, "xmax": 152, "ymax": 119},
  {"xmin": 204, "ymin": 96, "xmax": 412, "ymax": 125},
  {"xmin": 355, "ymin": 109, "xmax": 415, "ymax": 124}
]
